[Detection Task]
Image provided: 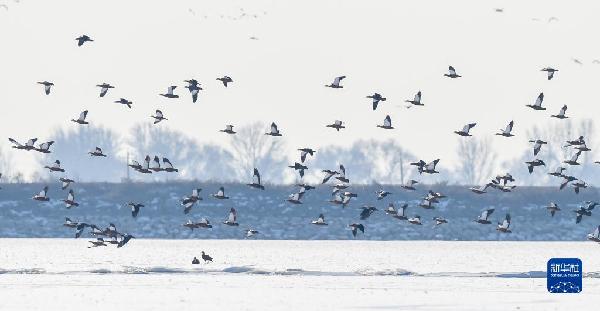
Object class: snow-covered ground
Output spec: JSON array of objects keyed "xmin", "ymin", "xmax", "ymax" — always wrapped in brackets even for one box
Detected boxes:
[{"xmin": 1, "ymin": 239, "xmax": 599, "ymax": 310}]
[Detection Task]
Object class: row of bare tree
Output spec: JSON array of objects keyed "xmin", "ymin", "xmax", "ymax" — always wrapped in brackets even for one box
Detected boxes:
[{"xmin": 0, "ymin": 120, "xmax": 597, "ymax": 185}]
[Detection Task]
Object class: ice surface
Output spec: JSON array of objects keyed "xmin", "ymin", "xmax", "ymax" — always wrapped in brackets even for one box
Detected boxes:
[{"xmin": 0, "ymin": 239, "xmax": 599, "ymax": 310}]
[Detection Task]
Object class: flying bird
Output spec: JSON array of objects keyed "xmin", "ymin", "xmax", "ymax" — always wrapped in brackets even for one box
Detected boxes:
[
  {"xmin": 377, "ymin": 115, "xmax": 394, "ymax": 129},
  {"xmin": 247, "ymin": 168, "xmax": 265, "ymax": 190},
  {"xmin": 32, "ymin": 186, "xmax": 49, "ymax": 201},
  {"xmin": 541, "ymin": 67, "xmax": 558, "ymax": 80},
  {"xmin": 114, "ymin": 98, "xmax": 133, "ymax": 108},
  {"xmin": 325, "ymin": 76, "xmax": 346, "ymax": 88},
  {"xmin": 288, "ymin": 162, "xmax": 308, "ymax": 178},
  {"xmin": 220, "ymin": 125, "xmax": 236, "ymax": 134},
  {"xmin": 444, "ymin": 66, "xmax": 461, "ymax": 78},
  {"xmin": 405, "ymin": 91, "xmax": 423, "ymax": 106},
  {"xmin": 496, "ymin": 214, "xmax": 512, "ymax": 233},
  {"xmin": 311, "ymin": 214, "xmax": 328, "ymax": 226},
  {"xmin": 45, "ymin": 160, "xmax": 65, "ymax": 172},
  {"xmin": 216, "ymin": 76, "xmax": 233, "ymax": 87},
  {"xmin": 526, "ymin": 159, "xmax": 546, "ymax": 173},
  {"xmin": 475, "ymin": 209, "xmax": 494, "ymax": 224},
  {"xmin": 348, "ymin": 223, "xmax": 364, "ymax": 237},
  {"xmin": 551, "ymin": 105, "xmax": 568, "ymax": 119},
  {"xmin": 265, "ymin": 122, "xmax": 282, "ymax": 136},
  {"xmin": 298, "ymin": 148, "xmax": 315, "ymax": 163},
  {"xmin": 223, "ymin": 208, "xmax": 239, "ymax": 226},
  {"xmin": 34, "ymin": 141, "xmax": 54, "ymax": 153},
  {"xmin": 212, "ymin": 187, "xmax": 229, "ymax": 199},
  {"xmin": 496, "ymin": 121, "xmax": 514, "ymax": 137},
  {"xmin": 366, "ymin": 93, "xmax": 386, "ymax": 110},
  {"xmin": 71, "ymin": 110, "xmax": 89, "ymax": 125},
  {"xmin": 37, "ymin": 81, "xmax": 54, "ymax": 95},
  {"xmin": 326, "ymin": 120, "xmax": 345, "ymax": 131},
  {"xmin": 9, "ymin": 138, "xmax": 37, "ymax": 151},
  {"xmin": 526, "ymin": 93, "xmax": 546, "ymax": 110},
  {"xmin": 546, "ymin": 202, "xmax": 561, "ymax": 217},
  {"xmin": 151, "ymin": 110, "xmax": 167, "ymax": 124},
  {"xmin": 63, "ymin": 189, "xmax": 79, "ymax": 209},
  {"xmin": 88, "ymin": 147, "xmax": 107, "ymax": 157},
  {"xmin": 159, "ymin": 86, "xmax": 179, "ymax": 98},
  {"xmin": 75, "ymin": 35, "xmax": 93, "ymax": 46},
  {"xmin": 96, "ymin": 83, "xmax": 114, "ymax": 97},
  {"xmin": 454, "ymin": 123, "xmax": 476, "ymax": 136},
  {"xmin": 127, "ymin": 202, "xmax": 144, "ymax": 218}
]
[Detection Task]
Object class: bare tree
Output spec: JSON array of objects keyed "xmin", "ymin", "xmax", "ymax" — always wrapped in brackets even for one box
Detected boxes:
[
  {"xmin": 455, "ymin": 137, "xmax": 497, "ymax": 185},
  {"xmin": 229, "ymin": 122, "xmax": 289, "ymax": 183},
  {"xmin": 128, "ymin": 123, "xmax": 236, "ymax": 182}
]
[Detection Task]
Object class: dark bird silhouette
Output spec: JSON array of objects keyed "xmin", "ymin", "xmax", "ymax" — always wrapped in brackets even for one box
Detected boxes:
[
  {"xmin": 96, "ymin": 83, "xmax": 114, "ymax": 97},
  {"xmin": 325, "ymin": 76, "xmax": 346, "ymax": 88},
  {"xmin": 75, "ymin": 35, "xmax": 93, "ymax": 46},
  {"xmin": 37, "ymin": 81, "xmax": 54, "ymax": 95},
  {"xmin": 201, "ymin": 251, "xmax": 213, "ymax": 263},
  {"xmin": 216, "ymin": 76, "xmax": 233, "ymax": 87}
]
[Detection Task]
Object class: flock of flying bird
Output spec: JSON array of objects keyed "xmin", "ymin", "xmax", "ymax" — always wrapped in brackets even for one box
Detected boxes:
[{"xmin": 3, "ymin": 34, "xmax": 600, "ymax": 252}]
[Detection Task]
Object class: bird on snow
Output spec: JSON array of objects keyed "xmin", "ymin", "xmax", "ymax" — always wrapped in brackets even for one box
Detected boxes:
[
  {"xmin": 201, "ymin": 251, "xmax": 213, "ymax": 263},
  {"xmin": 96, "ymin": 83, "xmax": 114, "ymax": 97},
  {"xmin": 127, "ymin": 202, "xmax": 144, "ymax": 218},
  {"xmin": 9, "ymin": 138, "xmax": 37, "ymax": 151},
  {"xmin": 405, "ymin": 91, "xmax": 423, "ymax": 106},
  {"xmin": 298, "ymin": 148, "xmax": 316, "ymax": 163},
  {"xmin": 220, "ymin": 125, "xmax": 236, "ymax": 134},
  {"xmin": 32, "ymin": 186, "xmax": 50, "ymax": 201},
  {"xmin": 151, "ymin": 110, "xmax": 167, "ymax": 124},
  {"xmin": 88, "ymin": 147, "xmax": 107, "ymax": 157},
  {"xmin": 444, "ymin": 66, "xmax": 461, "ymax": 78},
  {"xmin": 366, "ymin": 93, "xmax": 386, "ymax": 110},
  {"xmin": 71, "ymin": 110, "xmax": 89, "ymax": 125},
  {"xmin": 159, "ymin": 86, "xmax": 179, "ymax": 98},
  {"xmin": 216, "ymin": 76, "xmax": 233, "ymax": 87},
  {"xmin": 348, "ymin": 223, "xmax": 364, "ymax": 237},
  {"xmin": 526, "ymin": 93, "xmax": 546, "ymax": 110},
  {"xmin": 114, "ymin": 98, "xmax": 133, "ymax": 108},
  {"xmin": 551, "ymin": 105, "xmax": 568, "ymax": 119},
  {"xmin": 326, "ymin": 120, "xmax": 345, "ymax": 131},
  {"xmin": 265, "ymin": 122, "xmax": 282, "ymax": 136},
  {"xmin": 546, "ymin": 202, "xmax": 561, "ymax": 217},
  {"xmin": 246, "ymin": 168, "xmax": 265, "ymax": 190},
  {"xmin": 212, "ymin": 187, "xmax": 229, "ymax": 199},
  {"xmin": 45, "ymin": 160, "xmax": 65, "ymax": 173},
  {"xmin": 496, "ymin": 214, "xmax": 512, "ymax": 233},
  {"xmin": 475, "ymin": 209, "xmax": 494, "ymax": 224},
  {"xmin": 288, "ymin": 162, "xmax": 308, "ymax": 178},
  {"xmin": 454, "ymin": 123, "xmax": 476, "ymax": 136},
  {"xmin": 377, "ymin": 115, "xmax": 394, "ymax": 129},
  {"xmin": 525, "ymin": 159, "xmax": 545, "ymax": 173},
  {"xmin": 75, "ymin": 35, "xmax": 93, "ymax": 46},
  {"xmin": 37, "ymin": 81, "xmax": 54, "ymax": 95},
  {"xmin": 311, "ymin": 214, "xmax": 328, "ymax": 226},
  {"xmin": 496, "ymin": 121, "xmax": 515, "ymax": 137},
  {"xmin": 541, "ymin": 67, "xmax": 558, "ymax": 80},
  {"xmin": 223, "ymin": 208, "xmax": 239, "ymax": 226},
  {"xmin": 529, "ymin": 139, "xmax": 547, "ymax": 156},
  {"xmin": 63, "ymin": 189, "xmax": 79, "ymax": 209},
  {"xmin": 325, "ymin": 76, "xmax": 346, "ymax": 88}
]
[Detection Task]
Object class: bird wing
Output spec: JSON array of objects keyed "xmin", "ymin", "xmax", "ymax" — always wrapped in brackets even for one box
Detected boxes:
[
  {"xmin": 384, "ymin": 115, "xmax": 391, "ymax": 127},
  {"xmin": 448, "ymin": 66, "xmax": 456, "ymax": 75},
  {"xmin": 271, "ymin": 122, "xmax": 278, "ymax": 133},
  {"xmin": 253, "ymin": 168, "xmax": 261, "ymax": 185},
  {"xmin": 535, "ymin": 93, "xmax": 544, "ymax": 107},
  {"xmin": 67, "ymin": 190, "xmax": 74, "ymax": 201},
  {"xmin": 79, "ymin": 110, "xmax": 88, "ymax": 121}
]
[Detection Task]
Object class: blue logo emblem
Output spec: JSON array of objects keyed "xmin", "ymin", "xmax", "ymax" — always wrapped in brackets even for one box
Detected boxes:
[{"xmin": 547, "ymin": 258, "xmax": 582, "ymax": 293}]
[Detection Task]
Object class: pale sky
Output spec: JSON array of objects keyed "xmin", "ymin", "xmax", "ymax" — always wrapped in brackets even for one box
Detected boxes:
[{"xmin": 1, "ymin": 0, "xmax": 599, "ymax": 181}]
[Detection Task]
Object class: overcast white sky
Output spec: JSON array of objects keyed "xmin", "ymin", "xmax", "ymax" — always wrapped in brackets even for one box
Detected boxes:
[{"xmin": 1, "ymin": 0, "xmax": 599, "ymax": 180}]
